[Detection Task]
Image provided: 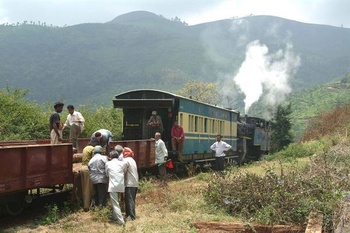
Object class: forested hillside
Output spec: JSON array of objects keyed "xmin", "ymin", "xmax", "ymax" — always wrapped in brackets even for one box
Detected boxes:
[{"xmin": 0, "ymin": 11, "xmax": 350, "ymax": 106}]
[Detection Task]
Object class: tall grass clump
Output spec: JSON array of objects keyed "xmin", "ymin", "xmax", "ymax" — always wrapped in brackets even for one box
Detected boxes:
[
  {"xmin": 205, "ymin": 142, "xmax": 350, "ymax": 228},
  {"xmin": 267, "ymin": 139, "xmax": 331, "ymax": 161}
]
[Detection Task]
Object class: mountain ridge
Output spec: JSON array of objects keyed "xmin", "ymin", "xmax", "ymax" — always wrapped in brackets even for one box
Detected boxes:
[{"xmin": 0, "ymin": 11, "xmax": 349, "ymax": 106}]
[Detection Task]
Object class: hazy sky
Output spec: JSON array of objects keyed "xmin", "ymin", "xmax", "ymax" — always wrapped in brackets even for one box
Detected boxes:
[{"xmin": 0, "ymin": 0, "xmax": 349, "ymax": 28}]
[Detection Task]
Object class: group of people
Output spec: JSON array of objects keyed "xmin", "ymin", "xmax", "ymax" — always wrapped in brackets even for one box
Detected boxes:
[
  {"xmin": 82, "ymin": 141, "xmax": 139, "ymax": 225},
  {"xmin": 148, "ymin": 110, "xmax": 232, "ymax": 171}
]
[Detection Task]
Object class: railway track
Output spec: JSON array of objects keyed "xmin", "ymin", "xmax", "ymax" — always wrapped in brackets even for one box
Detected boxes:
[{"xmin": 0, "ymin": 189, "xmax": 71, "ymax": 221}]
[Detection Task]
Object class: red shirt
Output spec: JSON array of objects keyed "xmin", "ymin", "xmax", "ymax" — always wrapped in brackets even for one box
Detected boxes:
[{"xmin": 171, "ymin": 126, "xmax": 185, "ymax": 139}]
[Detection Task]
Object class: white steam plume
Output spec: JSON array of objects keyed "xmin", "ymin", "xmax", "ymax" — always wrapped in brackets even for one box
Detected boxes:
[{"xmin": 234, "ymin": 40, "xmax": 300, "ymax": 114}]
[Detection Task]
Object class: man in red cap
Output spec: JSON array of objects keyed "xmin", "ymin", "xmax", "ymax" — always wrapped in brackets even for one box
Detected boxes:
[{"xmin": 123, "ymin": 147, "xmax": 139, "ymax": 221}]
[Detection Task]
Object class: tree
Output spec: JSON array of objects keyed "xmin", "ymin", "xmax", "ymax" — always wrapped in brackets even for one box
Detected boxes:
[
  {"xmin": 177, "ymin": 81, "xmax": 220, "ymax": 105},
  {"xmin": 0, "ymin": 88, "xmax": 48, "ymax": 140},
  {"xmin": 270, "ymin": 103, "xmax": 293, "ymax": 152},
  {"xmin": 0, "ymin": 87, "xmax": 123, "ymax": 141}
]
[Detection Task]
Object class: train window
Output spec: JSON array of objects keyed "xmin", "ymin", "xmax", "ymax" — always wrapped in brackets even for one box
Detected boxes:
[
  {"xmin": 194, "ymin": 116, "xmax": 198, "ymax": 132},
  {"xmin": 220, "ymin": 121, "xmax": 224, "ymax": 134},
  {"xmin": 204, "ymin": 118, "xmax": 208, "ymax": 133},
  {"xmin": 179, "ymin": 113, "xmax": 183, "ymax": 126},
  {"xmin": 232, "ymin": 113, "xmax": 238, "ymax": 121},
  {"xmin": 208, "ymin": 119, "xmax": 211, "ymax": 133},
  {"xmin": 188, "ymin": 115, "xmax": 193, "ymax": 132},
  {"xmin": 198, "ymin": 117, "xmax": 202, "ymax": 133}
]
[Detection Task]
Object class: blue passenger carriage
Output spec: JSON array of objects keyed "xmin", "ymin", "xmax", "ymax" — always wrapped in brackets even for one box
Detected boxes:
[{"xmin": 113, "ymin": 89, "xmax": 240, "ymax": 164}]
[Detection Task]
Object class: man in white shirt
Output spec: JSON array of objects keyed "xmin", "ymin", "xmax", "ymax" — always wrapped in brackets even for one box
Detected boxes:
[
  {"xmin": 62, "ymin": 105, "xmax": 85, "ymax": 151},
  {"xmin": 155, "ymin": 132, "xmax": 168, "ymax": 185},
  {"xmin": 123, "ymin": 147, "xmax": 139, "ymax": 221},
  {"xmin": 105, "ymin": 151, "xmax": 127, "ymax": 225},
  {"xmin": 210, "ymin": 134, "xmax": 232, "ymax": 171}
]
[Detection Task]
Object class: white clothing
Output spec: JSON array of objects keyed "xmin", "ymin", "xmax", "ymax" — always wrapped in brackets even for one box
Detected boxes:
[
  {"xmin": 155, "ymin": 139, "xmax": 168, "ymax": 164},
  {"xmin": 110, "ymin": 192, "xmax": 124, "ymax": 224},
  {"xmin": 88, "ymin": 153, "xmax": 108, "ymax": 184},
  {"xmin": 105, "ymin": 158, "xmax": 127, "ymax": 193},
  {"xmin": 124, "ymin": 157, "xmax": 139, "ymax": 188},
  {"xmin": 210, "ymin": 140, "xmax": 232, "ymax": 157},
  {"xmin": 64, "ymin": 111, "xmax": 85, "ymax": 130},
  {"xmin": 50, "ymin": 129, "xmax": 62, "ymax": 144},
  {"xmin": 118, "ymin": 153, "xmax": 124, "ymax": 161}
]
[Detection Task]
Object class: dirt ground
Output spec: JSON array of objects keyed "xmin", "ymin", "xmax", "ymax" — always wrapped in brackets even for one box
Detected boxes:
[{"xmin": 0, "ymin": 177, "xmax": 218, "ymax": 233}]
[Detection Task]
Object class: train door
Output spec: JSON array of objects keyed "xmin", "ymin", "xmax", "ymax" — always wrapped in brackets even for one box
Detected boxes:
[
  {"xmin": 122, "ymin": 108, "xmax": 143, "ymax": 140},
  {"xmin": 144, "ymin": 108, "xmax": 176, "ymax": 148}
]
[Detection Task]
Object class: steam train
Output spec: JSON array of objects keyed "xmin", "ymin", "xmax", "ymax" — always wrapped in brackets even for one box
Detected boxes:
[
  {"xmin": 113, "ymin": 89, "xmax": 270, "ymax": 167},
  {"xmin": 0, "ymin": 89, "xmax": 269, "ymax": 216}
]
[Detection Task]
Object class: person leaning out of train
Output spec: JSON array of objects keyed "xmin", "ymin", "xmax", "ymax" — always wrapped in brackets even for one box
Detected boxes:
[
  {"xmin": 210, "ymin": 134, "xmax": 232, "ymax": 171},
  {"xmin": 147, "ymin": 111, "xmax": 164, "ymax": 138},
  {"xmin": 123, "ymin": 147, "xmax": 139, "ymax": 221},
  {"xmin": 171, "ymin": 120, "xmax": 185, "ymax": 162},
  {"xmin": 154, "ymin": 132, "xmax": 168, "ymax": 185},
  {"xmin": 62, "ymin": 104, "xmax": 85, "ymax": 152},
  {"xmin": 88, "ymin": 145, "xmax": 108, "ymax": 207},
  {"xmin": 105, "ymin": 150, "xmax": 127, "ymax": 226},
  {"xmin": 49, "ymin": 101, "xmax": 64, "ymax": 144}
]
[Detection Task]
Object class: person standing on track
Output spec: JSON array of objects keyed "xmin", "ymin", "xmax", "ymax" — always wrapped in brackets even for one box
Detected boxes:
[
  {"xmin": 210, "ymin": 134, "xmax": 232, "ymax": 171},
  {"xmin": 49, "ymin": 102, "xmax": 64, "ymax": 144}
]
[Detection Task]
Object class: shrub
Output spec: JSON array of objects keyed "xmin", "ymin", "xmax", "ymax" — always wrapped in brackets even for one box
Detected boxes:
[
  {"xmin": 205, "ymin": 145, "xmax": 350, "ymax": 226},
  {"xmin": 267, "ymin": 139, "xmax": 331, "ymax": 160}
]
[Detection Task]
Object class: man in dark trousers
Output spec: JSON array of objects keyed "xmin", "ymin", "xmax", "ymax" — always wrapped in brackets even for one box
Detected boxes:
[
  {"xmin": 123, "ymin": 147, "xmax": 139, "ymax": 221},
  {"xmin": 210, "ymin": 134, "xmax": 232, "ymax": 171}
]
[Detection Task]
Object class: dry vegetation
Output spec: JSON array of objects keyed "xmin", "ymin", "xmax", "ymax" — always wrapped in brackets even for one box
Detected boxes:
[
  {"xmin": 300, "ymin": 103, "xmax": 350, "ymax": 142},
  {"xmin": 0, "ymin": 174, "xmax": 239, "ymax": 233}
]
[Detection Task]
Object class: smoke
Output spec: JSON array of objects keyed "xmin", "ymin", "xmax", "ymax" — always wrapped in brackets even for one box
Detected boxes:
[{"xmin": 234, "ymin": 40, "xmax": 300, "ymax": 114}]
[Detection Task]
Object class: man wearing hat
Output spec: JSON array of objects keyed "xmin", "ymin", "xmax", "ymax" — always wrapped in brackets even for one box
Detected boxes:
[
  {"xmin": 147, "ymin": 110, "xmax": 163, "ymax": 138},
  {"xmin": 88, "ymin": 145, "xmax": 108, "ymax": 207},
  {"xmin": 50, "ymin": 101, "xmax": 64, "ymax": 144}
]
